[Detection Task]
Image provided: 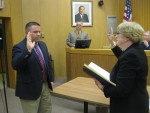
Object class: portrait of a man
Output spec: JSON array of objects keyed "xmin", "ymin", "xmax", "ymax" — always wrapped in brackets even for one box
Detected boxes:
[
  {"xmin": 72, "ymin": 1, "xmax": 92, "ymax": 26},
  {"xmin": 75, "ymin": 6, "xmax": 89, "ymax": 23}
]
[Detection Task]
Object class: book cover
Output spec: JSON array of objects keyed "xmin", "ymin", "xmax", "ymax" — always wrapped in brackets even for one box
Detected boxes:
[{"xmin": 83, "ymin": 62, "xmax": 116, "ymax": 87}]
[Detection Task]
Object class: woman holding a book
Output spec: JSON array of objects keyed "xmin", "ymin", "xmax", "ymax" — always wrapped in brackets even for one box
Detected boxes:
[{"xmin": 95, "ymin": 22, "xmax": 149, "ymax": 113}]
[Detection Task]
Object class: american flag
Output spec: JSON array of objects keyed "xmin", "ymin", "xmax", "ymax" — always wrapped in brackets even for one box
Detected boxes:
[{"xmin": 123, "ymin": 0, "xmax": 132, "ymax": 22}]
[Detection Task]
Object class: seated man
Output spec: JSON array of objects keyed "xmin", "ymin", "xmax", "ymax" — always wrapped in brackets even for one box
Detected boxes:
[
  {"xmin": 66, "ymin": 21, "xmax": 90, "ymax": 47},
  {"xmin": 140, "ymin": 31, "xmax": 150, "ymax": 50}
]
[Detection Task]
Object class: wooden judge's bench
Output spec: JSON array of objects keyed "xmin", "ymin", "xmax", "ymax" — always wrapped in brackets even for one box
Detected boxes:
[{"xmin": 66, "ymin": 47, "xmax": 150, "ymax": 85}]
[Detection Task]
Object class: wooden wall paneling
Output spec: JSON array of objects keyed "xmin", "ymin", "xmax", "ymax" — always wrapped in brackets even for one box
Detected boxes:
[
  {"xmin": 40, "ymin": 0, "xmax": 71, "ymax": 78},
  {"xmin": 118, "ymin": 0, "xmax": 150, "ymax": 30},
  {"xmin": 132, "ymin": 0, "xmax": 143, "ymax": 25},
  {"xmin": 117, "ymin": 0, "xmax": 125, "ymax": 24},
  {"xmin": 142, "ymin": 0, "xmax": 150, "ymax": 30},
  {"xmin": 40, "ymin": 0, "xmax": 59, "ymax": 78},
  {"xmin": 4, "ymin": 19, "xmax": 16, "ymax": 88},
  {"xmin": 66, "ymin": 49, "xmax": 112, "ymax": 80},
  {"xmin": 20, "ymin": 0, "xmax": 120, "ymax": 79},
  {"xmin": 89, "ymin": 0, "xmax": 119, "ymax": 49},
  {"xmin": 147, "ymin": 56, "xmax": 150, "ymax": 85},
  {"xmin": 107, "ymin": 55, "xmax": 117, "ymax": 72},
  {"xmin": 1, "ymin": 0, "xmax": 150, "ymax": 88},
  {"xmin": 147, "ymin": 0, "xmax": 150, "ymax": 30},
  {"xmin": 0, "ymin": 0, "xmax": 10, "ymax": 17},
  {"xmin": 132, "ymin": 0, "xmax": 150, "ymax": 30},
  {"xmin": 66, "ymin": 52, "xmax": 71, "ymax": 80},
  {"xmin": 10, "ymin": 0, "xmax": 24, "ymax": 44},
  {"xmin": 8, "ymin": 0, "xmax": 23, "ymax": 88},
  {"xmin": 0, "ymin": 0, "xmax": 24, "ymax": 88},
  {"xmin": 22, "ymin": 0, "xmax": 41, "ymax": 29},
  {"xmin": 54, "ymin": 0, "xmax": 71, "ymax": 77}
]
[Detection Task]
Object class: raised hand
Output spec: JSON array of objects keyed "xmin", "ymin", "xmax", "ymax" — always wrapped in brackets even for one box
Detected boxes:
[
  {"xmin": 107, "ymin": 27, "xmax": 116, "ymax": 48},
  {"xmin": 143, "ymin": 40, "xmax": 149, "ymax": 47},
  {"xmin": 26, "ymin": 32, "xmax": 35, "ymax": 52},
  {"xmin": 107, "ymin": 27, "xmax": 114, "ymax": 44}
]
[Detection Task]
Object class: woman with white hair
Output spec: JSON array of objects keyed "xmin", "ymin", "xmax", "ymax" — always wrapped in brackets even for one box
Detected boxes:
[{"xmin": 95, "ymin": 22, "xmax": 149, "ymax": 113}]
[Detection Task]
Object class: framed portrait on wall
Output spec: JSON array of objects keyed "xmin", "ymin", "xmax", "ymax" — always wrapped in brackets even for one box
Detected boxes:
[
  {"xmin": 0, "ymin": 0, "xmax": 4, "ymax": 9},
  {"xmin": 72, "ymin": 1, "xmax": 93, "ymax": 26}
]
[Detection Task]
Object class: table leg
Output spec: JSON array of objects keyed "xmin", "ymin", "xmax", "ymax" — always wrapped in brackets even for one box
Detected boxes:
[
  {"xmin": 96, "ymin": 106, "xmax": 109, "ymax": 113},
  {"xmin": 84, "ymin": 102, "xmax": 88, "ymax": 113}
]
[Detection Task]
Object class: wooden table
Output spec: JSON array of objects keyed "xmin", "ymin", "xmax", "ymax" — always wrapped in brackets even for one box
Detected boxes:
[
  {"xmin": 51, "ymin": 77, "xmax": 150, "ymax": 113},
  {"xmin": 52, "ymin": 77, "xmax": 109, "ymax": 113}
]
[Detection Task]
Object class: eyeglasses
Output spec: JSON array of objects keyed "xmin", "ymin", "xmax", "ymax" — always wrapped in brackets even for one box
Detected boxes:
[
  {"xmin": 113, "ymin": 32, "xmax": 120, "ymax": 36},
  {"xmin": 117, "ymin": 32, "xmax": 121, "ymax": 34}
]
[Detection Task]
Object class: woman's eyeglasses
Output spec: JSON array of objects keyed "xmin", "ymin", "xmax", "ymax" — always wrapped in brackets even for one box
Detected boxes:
[{"xmin": 113, "ymin": 32, "xmax": 120, "ymax": 36}]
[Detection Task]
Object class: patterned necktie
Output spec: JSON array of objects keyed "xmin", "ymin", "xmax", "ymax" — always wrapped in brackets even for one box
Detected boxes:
[{"xmin": 35, "ymin": 43, "xmax": 47, "ymax": 82}]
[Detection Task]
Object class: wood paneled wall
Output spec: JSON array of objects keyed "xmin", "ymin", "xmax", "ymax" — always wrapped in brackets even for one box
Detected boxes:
[
  {"xmin": 0, "ymin": 0, "xmax": 10, "ymax": 17},
  {"xmin": 132, "ymin": 0, "xmax": 150, "ymax": 30},
  {"xmin": 0, "ymin": 0, "xmax": 23, "ymax": 88},
  {"xmin": 0, "ymin": 0, "xmax": 150, "ymax": 88},
  {"xmin": 118, "ymin": 0, "xmax": 150, "ymax": 30},
  {"xmin": 21, "ymin": 0, "xmax": 119, "ymax": 79},
  {"xmin": 21, "ymin": 0, "xmax": 150, "ymax": 79}
]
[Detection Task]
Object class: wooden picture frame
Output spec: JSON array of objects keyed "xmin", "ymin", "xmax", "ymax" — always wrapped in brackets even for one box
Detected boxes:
[{"xmin": 72, "ymin": 1, "xmax": 93, "ymax": 26}]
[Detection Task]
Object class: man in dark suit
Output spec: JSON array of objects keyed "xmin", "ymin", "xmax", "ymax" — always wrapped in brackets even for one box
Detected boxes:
[
  {"xmin": 140, "ymin": 31, "xmax": 150, "ymax": 50},
  {"xmin": 75, "ymin": 6, "xmax": 89, "ymax": 23},
  {"xmin": 12, "ymin": 21, "xmax": 54, "ymax": 113}
]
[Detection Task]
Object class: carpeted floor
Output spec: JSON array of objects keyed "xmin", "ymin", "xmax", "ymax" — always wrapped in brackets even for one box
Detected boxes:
[{"xmin": 0, "ymin": 77, "xmax": 97, "ymax": 113}]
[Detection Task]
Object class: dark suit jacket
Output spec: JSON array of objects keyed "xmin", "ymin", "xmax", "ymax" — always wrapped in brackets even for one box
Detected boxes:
[
  {"xmin": 103, "ymin": 43, "xmax": 149, "ymax": 113},
  {"xmin": 75, "ymin": 13, "xmax": 89, "ymax": 22},
  {"xmin": 12, "ymin": 38, "xmax": 54, "ymax": 100},
  {"xmin": 140, "ymin": 41, "xmax": 150, "ymax": 50}
]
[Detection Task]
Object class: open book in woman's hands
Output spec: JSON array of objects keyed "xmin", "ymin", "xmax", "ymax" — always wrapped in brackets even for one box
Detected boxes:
[{"xmin": 83, "ymin": 62, "xmax": 116, "ymax": 87}]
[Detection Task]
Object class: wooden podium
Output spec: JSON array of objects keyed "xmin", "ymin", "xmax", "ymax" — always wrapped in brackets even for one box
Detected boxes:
[{"xmin": 66, "ymin": 47, "xmax": 150, "ymax": 85}]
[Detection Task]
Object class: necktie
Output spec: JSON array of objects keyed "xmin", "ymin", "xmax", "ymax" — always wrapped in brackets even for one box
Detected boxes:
[
  {"xmin": 77, "ymin": 31, "xmax": 80, "ymax": 38},
  {"xmin": 81, "ymin": 15, "xmax": 84, "ymax": 22},
  {"xmin": 35, "ymin": 43, "xmax": 47, "ymax": 82}
]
